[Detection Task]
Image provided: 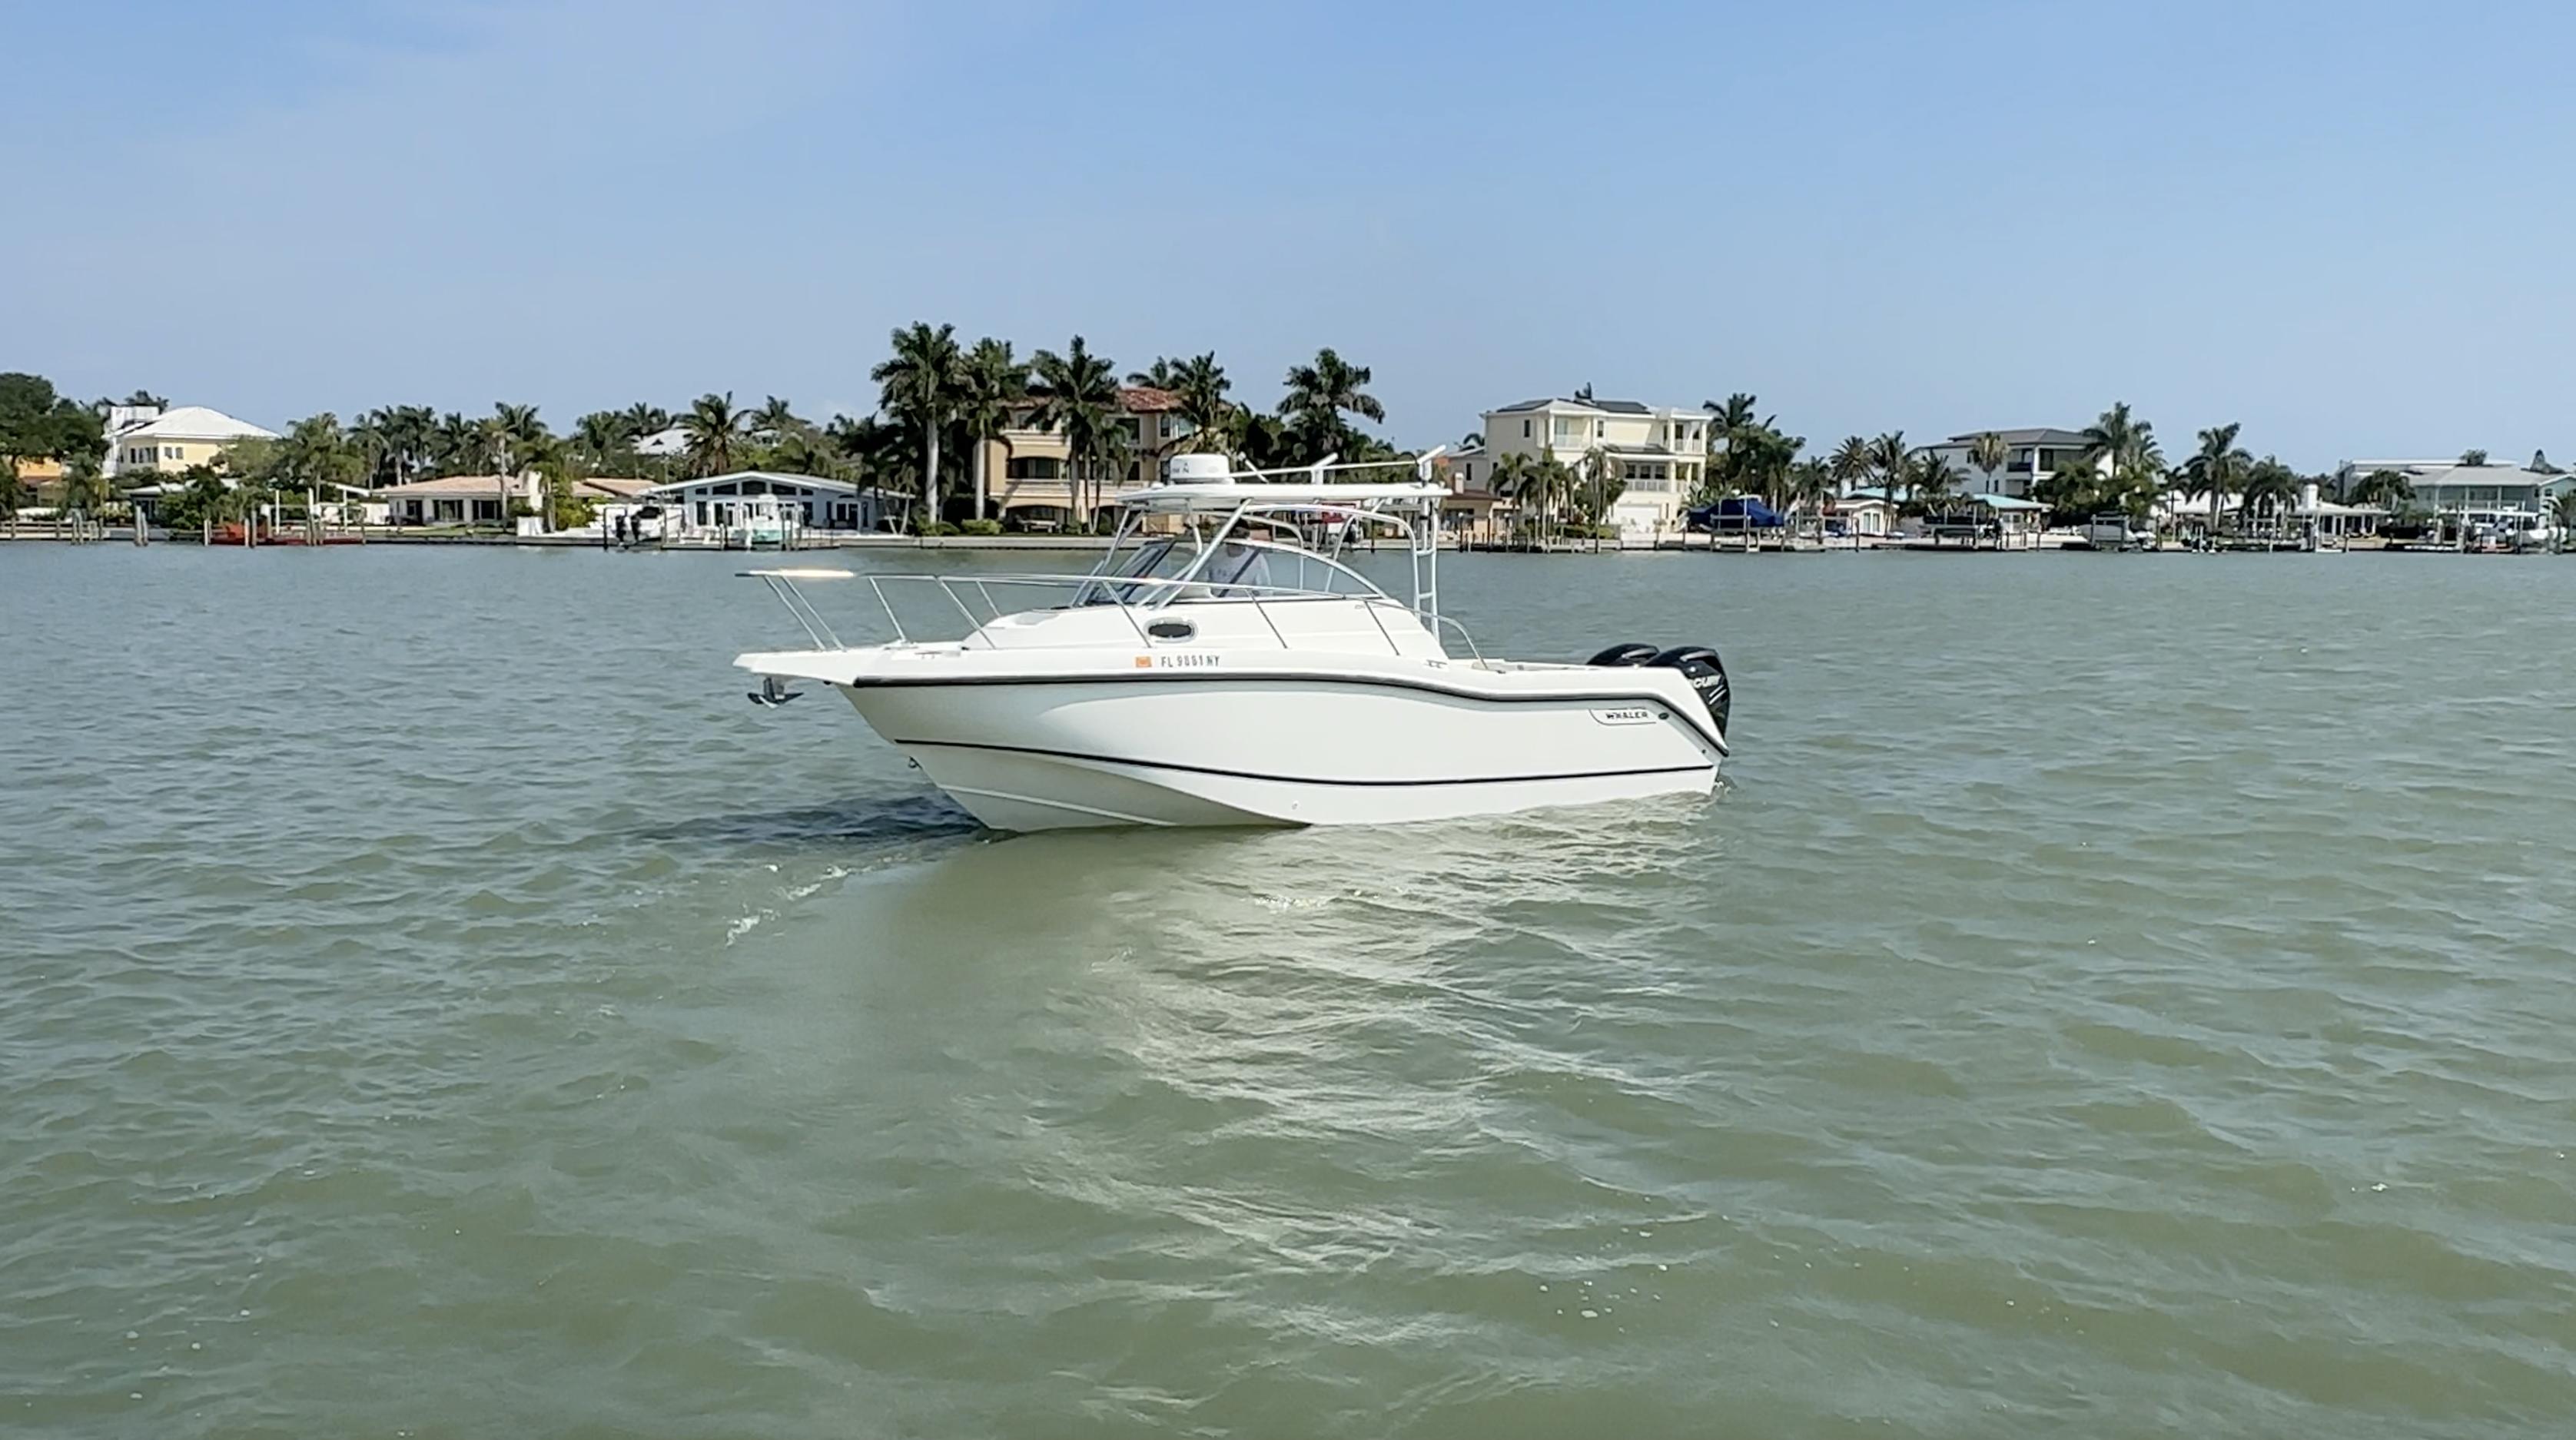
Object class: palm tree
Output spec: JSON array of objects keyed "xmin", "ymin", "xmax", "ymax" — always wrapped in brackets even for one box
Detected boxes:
[
  {"xmin": 1024, "ymin": 336, "xmax": 1124, "ymax": 529},
  {"xmin": 2458, "ymin": 448, "xmax": 2489, "ymax": 467},
  {"xmin": 573, "ymin": 410, "xmax": 634, "ymax": 465},
  {"xmin": 1967, "ymin": 430, "xmax": 2010, "ymax": 490},
  {"xmin": 2349, "ymin": 467, "xmax": 2413, "ymax": 515},
  {"xmin": 433, "ymin": 412, "xmax": 479, "ymax": 475},
  {"xmin": 1278, "ymin": 348, "xmax": 1384, "ymax": 458},
  {"xmin": 1702, "ymin": 393, "xmax": 1760, "ymax": 440},
  {"xmin": 1489, "ymin": 453, "xmax": 1539, "ymax": 542},
  {"xmin": 0, "ymin": 466, "xmax": 24, "ymax": 537},
  {"xmin": 1782, "ymin": 458, "xmax": 1836, "ymax": 538},
  {"xmin": 58, "ymin": 460, "xmax": 111, "ymax": 537},
  {"xmin": 1579, "ymin": 446, "xmax": 1626, "ymax": 538},
  {"xmin": 1912, "ymin": 453, "xmax": 1960, "ymax": 516},
  {"xmin": 767, "ymin": 429, "xmax": 848, "ymax": 481},
  {"xmin": 752, "ymin": 396, "xmax": 802, "ymax": 442},
  {"xmin": 681, "ymin": 392, "xmax": 749, "ymax": 479},
  {"xmin": 2550, "ymin": 489, "xmax": 2576, "ymax": 552},
  {"xmin": 2239, "ymin": 455, "xmax": 2301, "ymax": 526},
  {"xmin": 1828, "ymin": 435, "xmax": 1872, "ymax": 493},
  {"xmin": 1458, "ymin": 431, "xmax": 1484, "ymax": 450},
  {"xmin": 1538, "ymin": 454, "xmax": 1579, "ymax": 543},
  {"xmin": 872, "ymin": 322, "xmax": 965, "ymax": 523},
  {"xmin": 622, "ymin": 403, "xmax": 672, "ymax": 439},
  {"xmin": 2181, "ymin": 423, "xmax": 2251, "ymax": 534},
  {"xmin": 1867, "ymin": 431, "xmax": 1911, "ymax": 511},
  {"xmin": 954, "ymin": 337, "xmax": 1027, "ymax": 521},
  {"xmin": 2080, "ymin": 402, "xmax": 2165, "ymax": 521},
  {"xmin": 1161, "ymin": 353, "xmax": 1233, "ymax": 456},
  {"xmin": 1126, "ymin": 357, "xmax": 1184, "ymax": 390}
]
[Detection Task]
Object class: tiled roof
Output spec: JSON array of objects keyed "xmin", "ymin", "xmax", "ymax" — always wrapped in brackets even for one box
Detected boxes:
[{"xmin": 1118, "ymin": 387, "xmax": 1183, "ymax": 413}]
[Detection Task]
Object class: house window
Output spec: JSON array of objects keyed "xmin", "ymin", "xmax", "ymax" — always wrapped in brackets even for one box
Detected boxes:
[
  {"xmin": 1004, "ymin": 456, "xmax": 1061, "ymax": 480},
  {"xmin": 1522, "ymin": 420, "xmax": 1531, "ymax": 438}
]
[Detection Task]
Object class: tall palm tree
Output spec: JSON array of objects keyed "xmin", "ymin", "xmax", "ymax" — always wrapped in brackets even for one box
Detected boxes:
[
  {"xmin": 1161, "ymin": 353, "xmax": 1233, "ymax": 456},
  {"xmin": 872, "ymin": 322, "xmax": 965, "ymax": 523},
  {"xmin": 622, "ymin": 403, "xmax": 672, "ymax": 439},
  {"xmin": 1126, "ymin": 357, "xmax": 1184, "ymax": 390},
  {"xmin": 2184, "ymin": 423, "xmax": 2251, "ymax": 533},
  {"xmin": 752, "ymin": 396, "xmax": 802, "ymax": 442},
  {"xmin": 1534, "ymin": 453, "xmax": 1577, "ymax": 546},
  {"xmin": 1579, "ymin": 446, "xmax": 1626, "ymax": 536},
  {"xmin": 2080, "ymin": 402, "xmax": 2165, "ymax": 519},
  {"xmin": 1967, "ymin": 430, "xmax": 2010, "ymax": 490},
  {"xmin": 954, "ymin": 337, "xmax": 1027, "ymax": 521},
  {"xmin": 1828, "ymin": 435, "xmax": 1872, "ymax": 493},
  {"xmin": 573, "ymin": 410, "xmax": 634, "ymax": 464},
  {"xmin": 2549, "ymin": 489, "xmax": 2576, "ymax": 552},
  {"xmin": 348, "ymin": 412, "xmax": 395, "ymax": 488},
  {"xmin": 1024, "ymin": 336, "xmax": 1124, "ymax": 528},
  {"xmin": 1278, "ymin": 348, "xmax": 1384, "ymax": 458},
  {"xmin": 2458, "ymin": 448, "xmax": 2489, "ymax": 467},
  {"xmin": 681, "ymin": 392, "xmax": 749, "ymax": 479},
  {"xmin": 1868, "ymin": 431, "xmax": 1911, "ymax": 512},
  {"xmin": 1912, "ymin": 453, "xmax": 1960, "ymax": 515},
  {"xmin": 1702, "ymin": 393, "xmax": 1761, "ymax": 440}
]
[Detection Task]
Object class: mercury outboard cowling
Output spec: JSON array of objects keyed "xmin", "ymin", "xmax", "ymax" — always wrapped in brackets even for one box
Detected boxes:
[
  {"xmin": 1649, "ymin": 645, "xmax": 1731, "ymax": 735},
  {"xmin": 1586, "ymin": 642, "xmax": 1661, "ymax": 667}
]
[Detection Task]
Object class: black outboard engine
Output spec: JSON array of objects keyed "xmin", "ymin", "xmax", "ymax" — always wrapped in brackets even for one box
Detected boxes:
[
  {"xmin": 1649, "ymin": 645, "xmax": 1731, "ymax": 735},
  {"xmin": 1586, "ymin": 642, "xmax": 1661, "ymax": 667}
]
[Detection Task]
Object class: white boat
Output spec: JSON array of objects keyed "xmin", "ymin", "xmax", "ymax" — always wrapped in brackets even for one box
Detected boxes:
[{"xmin": 730, "ymin": 455, "xmax": 1732, "ymax": 831}]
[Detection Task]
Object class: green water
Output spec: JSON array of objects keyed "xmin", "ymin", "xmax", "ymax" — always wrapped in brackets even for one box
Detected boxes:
[{"xmin": 4, "ymin": 545, "xmax": 2573, "ymax": 1438}]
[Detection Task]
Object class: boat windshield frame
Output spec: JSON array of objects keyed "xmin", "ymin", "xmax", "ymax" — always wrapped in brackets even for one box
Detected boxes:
[{"xmin": 1077, "ymin": 458, "xmax": 1449, "ymax": 621}]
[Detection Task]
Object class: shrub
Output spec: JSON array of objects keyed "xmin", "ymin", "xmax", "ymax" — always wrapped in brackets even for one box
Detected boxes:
[{"xmin": 958, "ymin": 518, "xmax": 1003, "ymax": 536}]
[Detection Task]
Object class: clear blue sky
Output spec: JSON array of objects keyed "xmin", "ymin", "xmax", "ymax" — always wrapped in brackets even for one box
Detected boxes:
[{"xmin": 6, "ymin": 0, "xmax": 2571, "ymax": 469}]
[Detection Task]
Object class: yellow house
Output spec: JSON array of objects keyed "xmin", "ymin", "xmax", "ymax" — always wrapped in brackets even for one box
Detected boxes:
[
  {"xmin": 10, "ymin": 456, "xmax": 65, "ymax": 486},
  {"xmin": 970, "ymin": 387, "xmax": 1193, "ymax": 526},
  {"xmin": 108, "ymin": 406, "xmax": 278, "ymax": 476}
]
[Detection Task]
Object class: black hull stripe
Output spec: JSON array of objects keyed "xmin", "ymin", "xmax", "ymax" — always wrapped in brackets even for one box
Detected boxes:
[
  {"xmin": 844, "ymin": 671, "xmax": 1728, "ymax": 753},
  {"xmin": 888, "ymin": 738, "xmax": 1716, "ymax": 790}
]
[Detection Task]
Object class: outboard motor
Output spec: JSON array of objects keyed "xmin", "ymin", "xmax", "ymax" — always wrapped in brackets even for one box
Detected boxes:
[
  {"xmin": 1649, "ymin": 645, "xmax": 1731, "ymax": 735},
  {"xmin": 1586, "ymin": 642, "xmax": 1661, "ymax": 667}
]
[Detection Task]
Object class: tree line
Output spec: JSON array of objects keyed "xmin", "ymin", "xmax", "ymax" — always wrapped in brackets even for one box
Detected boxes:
[
  {"xmin": 3, "ymin": 333, "xmax": 1406, "ymax": 533},
  {"xmin": 1688, "ymin": 393, "xmax": 2563, "ymax": 529}
]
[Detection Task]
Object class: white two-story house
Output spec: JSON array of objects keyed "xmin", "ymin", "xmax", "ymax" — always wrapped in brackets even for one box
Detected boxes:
[{"xmin": 1449, "ymin": 396, "xmax": 1708, "ymax": 542}]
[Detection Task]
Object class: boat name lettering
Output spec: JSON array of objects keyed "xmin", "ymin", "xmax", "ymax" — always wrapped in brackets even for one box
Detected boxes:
[{"xmin": 1590, "ymin": 706, "xmax": 1658, "ymax": 726}]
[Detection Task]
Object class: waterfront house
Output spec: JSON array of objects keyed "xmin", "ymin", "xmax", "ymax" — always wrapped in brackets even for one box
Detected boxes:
[
  {"xmin": 2332, "ymin": 459, "xmax": 2571, "ymax": 517},
  {"xmin": 970, "ymin": 387, "xmax": 1192, "ymax": 529},
  {"xmin": 105, "ymin": 405, "xmax": 277, "ymax": 477},
  {"xmin": 1831, "ymin": 489, "xmax": 1897, "ymax": 538},
  {"xmin": 1446, "ymin": 396, "xmax": 1708, "ymax": 545},
  {"xmin": 1919, "ymin": 428, "xmax": 2105, "ymax": 499},
  {"xmin": 376, "ymin": 473, "xmax": 541, "ymax": 526},
  {"xmin": 637, "ymin": 471, "xmax": 895, "ymax": 538}
]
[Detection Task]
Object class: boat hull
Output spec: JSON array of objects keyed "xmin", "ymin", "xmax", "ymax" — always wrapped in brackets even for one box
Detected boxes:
[{"xmin": 840, "ymin": 675, "xmax": 1721, "ymax": 831}]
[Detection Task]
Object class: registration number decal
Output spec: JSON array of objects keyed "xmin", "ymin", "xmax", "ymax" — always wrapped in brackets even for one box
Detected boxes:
[{"xmin": 1136, "ymin": 652, "xmax": 1221, "ymax": 669}]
